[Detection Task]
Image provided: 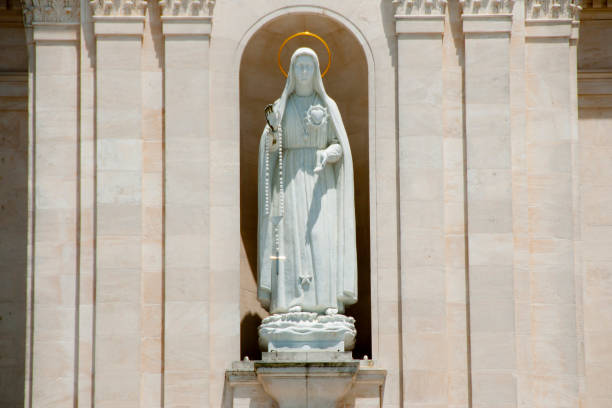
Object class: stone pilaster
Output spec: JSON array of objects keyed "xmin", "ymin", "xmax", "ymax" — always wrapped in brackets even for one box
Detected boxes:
[
  {"xmin": 569, "ymin": 4, "xmax": 586, "ymax": 406},
  {"xmin": 203, "ymin": 0, "xmax": 242, "ymax": 404},
  {"xmin": 77, "ymin": 7, "xmax": 96, "ymax": 407},
  {"xmin": 392, "ymin": 1, "xmax": 448, "ymax": 405},
  {"xmin": 524, "ymin": 1, "xmax": 580, "ymax": 406},
  {"xmin": 461, "ymin": 1, "xmax": 516, "ymax": 406},
  {"xmin": 91, "ymin": 2, "xmax": 146, "ymax": 406},
  {"xmin": 159, "ymin": 1, "xmax": 213, "ymax": 406},
  {"xmin": 21, "ymin": 2, "xmax": 80, "ymax": 406}
]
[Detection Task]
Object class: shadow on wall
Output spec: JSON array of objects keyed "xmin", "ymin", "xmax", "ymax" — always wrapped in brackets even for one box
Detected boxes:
[
  {"xmin": 0, "ymin": 6, "xmax": 29, "ymax": 407},
  {"xmin": 239, "ymin": 12, "xmax": 371, "ymax": 360},
  {"xmin": 241, "ymin": 313, "xmax": 263, "ymax": 361}
]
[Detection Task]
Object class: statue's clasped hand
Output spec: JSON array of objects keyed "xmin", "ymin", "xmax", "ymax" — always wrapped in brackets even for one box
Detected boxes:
[
  {"xmin": 314, "ymin": 150, "xmax": 328, "ymax": 173},
  {"xmin": 265, "ymin": 104, "xmax": 279, "ymax": 132}
]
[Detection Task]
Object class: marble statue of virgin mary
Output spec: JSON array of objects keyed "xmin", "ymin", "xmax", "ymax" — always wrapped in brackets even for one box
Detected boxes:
[{"xmin": 257, "ymin": 47, "xmax": 357, "ymax": 316}]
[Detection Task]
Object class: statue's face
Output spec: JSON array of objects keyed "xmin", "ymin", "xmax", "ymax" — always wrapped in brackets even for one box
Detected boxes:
[{"xmin": 294, "ymin": 55, "xmax": 315, "ymax": 90}]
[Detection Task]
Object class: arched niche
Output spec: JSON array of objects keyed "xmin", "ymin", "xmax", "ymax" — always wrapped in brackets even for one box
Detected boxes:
[{"xmin": 239, "ymin": 12, "xmax": 371, "ymax": 360}]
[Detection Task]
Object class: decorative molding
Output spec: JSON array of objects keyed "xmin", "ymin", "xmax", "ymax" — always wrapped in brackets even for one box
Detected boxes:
[
  {"xmin": 525, "ymin": 0, "xmax": 581, "ymax": 19},
  {"xmin": 460, "ymin": 0, "xmax": 514, "ymax": 14},
  {"xmin": 89, "ymin": 0, "xmax": 147, "ymax": 17},
  {"xmin": 159, "ymin": 0, "xmax": 213, "ymax": 17},
  {"xmin": 580, "ymin": 0, "xmax": 609, "ymax": 8},
  {"xmin": 391, "ymin": 0, "xmax": 447, "ymax": 16},
  {"xmin": 1, "ymin": 0, "xmax": 21, "ymax": 10},
  {"xmin": 578, "ymin": 70, "xmax": 612, "ymax": 92},
  {"xmin": 579, "ymin": 0, "xmax": 611, "ymax": 20},
  {"xmin": 578, "ymin": 70, "xmax": 612, "ymax": 108},
  {"xmin": 20, "ymin": 0, "xmax": 80, "ymax": 26}
]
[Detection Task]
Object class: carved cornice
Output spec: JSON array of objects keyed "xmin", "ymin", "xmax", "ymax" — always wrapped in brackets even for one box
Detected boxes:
[
  {"xmin": 159, "ymin": 0, "xmax": 214, "ymax": 17},
  {"xmin": 20, "ymin": 0, "xmax": 80, "ymax": 26},
  {"xmin": 89, "ymin": 0, "xmax": 147, "ymax": 17},
  {"xmin": 581, "ymin": 0, "xmax": 610, "ymax": 8},
  {"xmin": 2, "ymin": 0, "xmax": 24, "ymax": 24},
  {"xmin": 579, "ymin": 0, "xmax": 610, "ymax": 21},
  {"xmin": 525, "ymin": 0, "xmax": 581, "ymax": 19},
  {"xmin": 460, "ymin": 0, "xmax": 514, "ymax": 14},
  {"xmin": 391, "ymin": 0, "xmax": 447, "ymax": 16}
]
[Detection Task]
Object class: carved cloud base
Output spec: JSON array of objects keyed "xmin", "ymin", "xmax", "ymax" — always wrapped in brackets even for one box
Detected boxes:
[{"xmin": 258, "ymin": 312, "xmax": 356, "ymax": 352}]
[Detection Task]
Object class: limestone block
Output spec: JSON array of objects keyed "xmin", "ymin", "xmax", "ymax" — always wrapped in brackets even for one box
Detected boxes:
[
  {"xmin": 532, "ymin": 336, "xmax": 578, "ymax": 375},
  {"xmin": 468, "ymin": 233, "xmax": 514, "ymax": 266},
  {"xmin": 95, "ymin": 267, "xmax": 140, "ymax": 303},
  {"xmin": 531, "ymin": 265, "xmax": 576, "ymax": 304},
  {"xmin": 471, "ymin": 372, "xmax": 516, "ymax": 407},
  {"xmin": 402, "ymin": 266, "xmax": 445, "ymax": 300},
  {"xmin": 469, "ymin": 300, "xmax": 515, "ymax": 333},
  {"xmin": 530, "ymin": 374, "xmax": 578, "ymax": 407},
  {"xmin": 471, "ymin": 333, "xmax": 515, "ymax": 370},
  {"xmin": 403, "ymin": 333, "xmax": 447, "ymax": 370},
  {"xmin": 401, "ymin": 299, "xmax": 446, "ymax": 333},
  {"xmin": 402, "ymin": 370, "xmax": 447, "ymax": 405},
  {"xmin": 164, "ymin": 371, "xmax": 209, "ymax": 407}
]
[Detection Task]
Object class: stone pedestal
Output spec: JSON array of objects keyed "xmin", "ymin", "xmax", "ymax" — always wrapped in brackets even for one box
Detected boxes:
[
  {"xmin": 225, "ymin": 352, "xmax": 386, "ymax": 408},
  {"xmin": 258, "ymin": 312, "xmax": 356, "ymax": 352}
]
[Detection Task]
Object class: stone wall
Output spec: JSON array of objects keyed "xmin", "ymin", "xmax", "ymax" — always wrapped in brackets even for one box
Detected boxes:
[{"xmin": 1, "ymin": 0, "xmax": 611, "ymax": 407}]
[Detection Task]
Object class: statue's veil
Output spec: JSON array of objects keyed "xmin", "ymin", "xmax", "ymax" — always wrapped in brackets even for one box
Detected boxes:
[
  {"xmin": 257, "ymin": 47, "xmax": 358, "ymax": 308},
  {"xmin": 275, "ymin": 47, "xmax": 329, "ymax": 126}
]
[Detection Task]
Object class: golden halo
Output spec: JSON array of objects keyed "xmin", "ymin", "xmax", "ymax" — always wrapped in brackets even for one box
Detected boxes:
[{"xmin": 277, "ymin": 31, "xmax": 331, "ymax": 78}]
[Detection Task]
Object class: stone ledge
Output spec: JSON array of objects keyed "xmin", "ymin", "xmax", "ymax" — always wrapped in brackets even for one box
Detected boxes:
[
  {"xmin": 462, "ymin": 14, "xmax": 513, "ymax": 34},
  {"xmin": 395, "ymin": 15, "xmax": 445, "ymax": 35},
  {"xmin": 93, "ymin": 17, "xmax": 145, "ymax": 37},
  {"xmin": 161, "ymin": 17, "xmax": 212, "ymax": 36},
  {"xmin": 525, "ymin": 19, "xmax": 572, "ymax": 38},
  {"xmin": 32, "ymin": 23, "xmax": 79, "ymax": 42}
]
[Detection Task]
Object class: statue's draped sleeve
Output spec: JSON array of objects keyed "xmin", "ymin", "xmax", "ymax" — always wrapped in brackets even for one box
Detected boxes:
[
  {"xmin": 257, "ymin": 100, "xmax": 280, "ymax": 307},
  {"xmin": 325, "ymin": 98, "xmax": 358, "ymax": 304}
]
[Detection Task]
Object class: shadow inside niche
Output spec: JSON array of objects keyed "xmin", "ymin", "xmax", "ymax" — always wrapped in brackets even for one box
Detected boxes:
[
  {"xmin": 0, "ymin": 12, "xmax": 28, "ymax": 408},
  {"xmin": 240, "ymin": 313, "xmax": 263, "ymax": 361}
]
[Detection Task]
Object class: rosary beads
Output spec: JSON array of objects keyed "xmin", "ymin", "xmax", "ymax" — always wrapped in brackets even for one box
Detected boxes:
[
  {"xmin": 264, "ymin": 125, "xmax": 271, "ymax": 215},
  {"xmin": 278, "ymin": 123, "xmax": 284, "ymax": 217},
  {"xmin": 263, "ymin": 122, "xmax": 284, "ymax": 221}
]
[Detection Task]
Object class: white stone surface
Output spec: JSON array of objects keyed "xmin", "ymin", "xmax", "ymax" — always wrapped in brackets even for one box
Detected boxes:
[
  {"xmin": 463, "ymin": 12, "xmax": 516, "ymax": 408},
  {"xmin": 93, "ymin": 16, "xmax": 145, "ymax": 408},
  {"xmin": 28, "ymin": 23, "xmax": 80, "ymax": 408},
  {"xmin": 161, "ymin": 15, "xmax": 211, "ymax": 408},
  {"xmin": 256, "ymin": 48, "xmax": 357, "ymax": 315}
]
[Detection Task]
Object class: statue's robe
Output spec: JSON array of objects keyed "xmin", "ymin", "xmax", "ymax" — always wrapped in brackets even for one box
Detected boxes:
[{"xmin": 257, "ymin": 48, "xmax": 357, "ymax": 314}]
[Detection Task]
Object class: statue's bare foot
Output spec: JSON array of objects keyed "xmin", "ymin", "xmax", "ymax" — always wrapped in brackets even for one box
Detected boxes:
[
  {"xmin": 325, "ymin": 308, "xmax": 338, "ymax": 316},
  {"xmin": 288, "ymin": 305, "xmax": 302, "ymax": 313}
]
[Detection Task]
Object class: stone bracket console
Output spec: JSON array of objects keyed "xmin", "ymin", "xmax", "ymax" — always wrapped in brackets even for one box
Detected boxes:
[{"xmin": 224, "ymin": 352, "xmax": 386, "ymax": 408}]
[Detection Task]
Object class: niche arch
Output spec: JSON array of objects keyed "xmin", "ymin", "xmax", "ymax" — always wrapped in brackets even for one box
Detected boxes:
[{"xmin": 238, "ymin": 9, "xmax": 373, "ymax": 361}]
